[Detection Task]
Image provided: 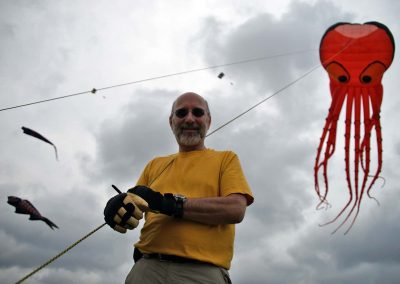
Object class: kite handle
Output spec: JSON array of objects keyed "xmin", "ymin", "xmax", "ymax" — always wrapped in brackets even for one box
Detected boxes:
[{"xmin": 111, "ymin": 184, "xmax": 122, "ymax": 194}]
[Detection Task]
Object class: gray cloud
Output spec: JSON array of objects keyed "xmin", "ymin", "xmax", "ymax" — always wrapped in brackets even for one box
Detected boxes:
[
  {"xmin": 195, "ymin": 0, "xmax": 354, "ymax": 95},
  {"xmin": 82, "ymin": 89, "xmax": 179, "ymax": 187}
]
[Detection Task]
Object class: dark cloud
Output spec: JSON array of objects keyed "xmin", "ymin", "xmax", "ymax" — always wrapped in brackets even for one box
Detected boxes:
[
  {"xmin": 195, "ymin": 0, "xmax": 354, "ymax": 95},
  {"xmin": 286, "ymin": 189, "xmax": 400, "ymax": 283},
  {"xmin": 82, "ymin": 89, "xmax": 179, "ymax": 187},
  {"xmin": 210, "ymin": 119, "xmax": 314, "ymax": 229}
]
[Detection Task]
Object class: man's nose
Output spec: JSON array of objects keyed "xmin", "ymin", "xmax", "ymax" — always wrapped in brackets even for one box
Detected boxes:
[{"xmin": 184, "ymin": 111, "xmax": 196, "ymax": 122}]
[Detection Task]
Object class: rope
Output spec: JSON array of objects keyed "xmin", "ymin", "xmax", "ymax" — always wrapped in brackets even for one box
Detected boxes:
[
  {"xmin": 0, "ymin": 49, "xmax": 314, "ymax": 112},
  {"xmin": 14, "ymin": 160, "xmax": 177, "ymax": 284},
  {"xmin": 206, "ymin": 62, "xmax": 322, "ymax": 137},
  {"xmin": 15, "ymin": 223, "xmax": 107, "ymax": 284}
]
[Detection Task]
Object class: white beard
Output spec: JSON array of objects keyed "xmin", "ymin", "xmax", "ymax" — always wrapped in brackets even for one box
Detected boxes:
[
  {"xmin": 172, "ymin": 122, "xmax": 207, "ymax": 147},
  {"xmin": 177, "ymin": 132, "xmax": 202, "ymax": 146}
]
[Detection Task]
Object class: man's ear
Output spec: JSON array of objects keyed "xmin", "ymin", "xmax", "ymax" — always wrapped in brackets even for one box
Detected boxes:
[{"xmin": 207, "ymin": 115, "xmax": 211, "ymax": 130}]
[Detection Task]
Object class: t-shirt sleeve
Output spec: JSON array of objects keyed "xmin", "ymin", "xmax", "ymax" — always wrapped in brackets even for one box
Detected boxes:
[
  {"xmin": 135, "ymin": 160, "xmax": 153, "ymax": 186},
  {"xmin": 220, "ymin": 152, "xmax": 254, "ymax": 205}
]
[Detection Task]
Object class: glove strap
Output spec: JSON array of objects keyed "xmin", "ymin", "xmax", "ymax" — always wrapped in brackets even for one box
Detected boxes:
[{"xmin": 162, "ymin": 193, "xmax": 177, "ymax": 216}]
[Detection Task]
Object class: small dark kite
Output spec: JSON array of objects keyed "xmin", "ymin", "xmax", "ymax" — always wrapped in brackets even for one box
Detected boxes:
[
  {"xmin": 22, "ymin": 126, "xmax": 58, "ymax": 160},
  {"xmin": 7, "ymin": 196, "xmax": 59, "ymax": 230}
]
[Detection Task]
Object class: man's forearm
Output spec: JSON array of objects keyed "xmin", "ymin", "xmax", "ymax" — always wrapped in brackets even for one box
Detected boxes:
[{"xmin": 182, "ymin": 194, "xmax": 247, "ymax": 225}]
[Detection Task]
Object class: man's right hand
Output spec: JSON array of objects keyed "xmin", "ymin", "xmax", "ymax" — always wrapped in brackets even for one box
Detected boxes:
[{"xmin": 104, "ymin": 193, "xmax": 149, "ymax": 233}]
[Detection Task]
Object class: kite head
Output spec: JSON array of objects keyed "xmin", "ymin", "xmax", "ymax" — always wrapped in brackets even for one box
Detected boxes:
[
  {"xmin": 320, "ymin": 22, "xmax": 395, "ymax": 89},
  {"xmin": 7, "ymin": 196, "xmax": 21, "ymax": 206}
]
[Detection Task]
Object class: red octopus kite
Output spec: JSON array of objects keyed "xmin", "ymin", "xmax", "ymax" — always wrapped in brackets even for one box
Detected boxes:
[{"xmin": 314, "ymin": 22, "xmax": 395, "ymax": 233}]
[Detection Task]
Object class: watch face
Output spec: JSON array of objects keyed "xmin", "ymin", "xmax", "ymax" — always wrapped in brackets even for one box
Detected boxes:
[{"xmin": 174, "ymin": 194, "xmax": 187, "ymax": 202}]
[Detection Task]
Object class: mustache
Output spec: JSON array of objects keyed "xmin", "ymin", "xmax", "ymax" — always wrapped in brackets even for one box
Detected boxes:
[{"xmin": 179, "ymin": 123, "xmax": 200, "ymax": 130}]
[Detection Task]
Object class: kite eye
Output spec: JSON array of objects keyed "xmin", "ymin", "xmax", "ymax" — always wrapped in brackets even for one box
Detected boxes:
[
  {"xmin": 359, "ymin": 61, "xmax": 386, "ymax": 85},
  {"xmin": 361, "ymin": 76, "xmax": 372, "ymax": 83},
  {"xmin": 325, "ymin": 62, "xmax": 350, "ymax": 84}
]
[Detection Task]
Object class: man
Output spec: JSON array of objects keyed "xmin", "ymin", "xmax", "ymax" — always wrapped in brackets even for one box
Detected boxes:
[{"xmin": 104, "ymin": 92, "xmax": 254, "ymax": 284}]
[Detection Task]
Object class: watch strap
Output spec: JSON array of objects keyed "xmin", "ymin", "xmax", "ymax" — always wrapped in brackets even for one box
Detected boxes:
[{"xmin": 173, "ymin": 194, "xmax": 186, "ymax": 218}]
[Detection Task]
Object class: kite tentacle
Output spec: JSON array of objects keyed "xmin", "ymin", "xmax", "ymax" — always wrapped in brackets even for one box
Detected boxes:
[
  {"xmin": 314, "ymin": 86, "xmax": 346, "ymax": 207},
  {"xmin": 344, "ymin": 86, "xmax": 384, "ymax": 233},
  {"xmin": 319, "ymin": 88, "xmax": 355, "ymax": 230},
  {"xmin": 340, "ymin": 87, "xmax": 364, "ymax": 234},
  {"xmin": 365, "ymin": 85, "xmax": 384, "ymax": 200},
  {"xmin": 359, "ymin": 87, "xmax": 383, "ymax": 206},
  {"xmin": 360, "ymin": 87, "xmax": 371, "ymax": 173},
  {"xmin": 359, "ymin": 87, "xmax": 373, "ymax": 198}
]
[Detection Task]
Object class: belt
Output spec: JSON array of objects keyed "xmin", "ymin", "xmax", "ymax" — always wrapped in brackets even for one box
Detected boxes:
[{"xmin": 142, "ymin": 253, "xmax": 203, "ymax": 263}]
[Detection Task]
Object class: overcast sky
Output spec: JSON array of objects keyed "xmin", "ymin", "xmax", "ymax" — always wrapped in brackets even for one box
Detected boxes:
[{"xmin": 1, "ymin": 1, "xmax": 399, "ymax": 283}]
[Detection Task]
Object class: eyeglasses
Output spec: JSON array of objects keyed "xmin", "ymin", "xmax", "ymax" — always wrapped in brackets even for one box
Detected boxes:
[{"xmin": 174, "ymin": 107, "xmax": 205, "ymax": 118}]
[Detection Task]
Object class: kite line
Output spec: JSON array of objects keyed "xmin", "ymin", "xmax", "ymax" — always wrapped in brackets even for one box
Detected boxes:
[
  {"xmin": 15, "ymin": 224, "xmax": 106, "ymax": 284},
  {"xmin": 1, "ymin": 49, "xmax": 315, "ymax": 112}
]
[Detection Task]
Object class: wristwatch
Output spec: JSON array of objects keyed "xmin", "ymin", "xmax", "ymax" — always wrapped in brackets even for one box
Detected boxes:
[{"xmin": 173, "ymin": 194, "xmax": 187, "ymax": 218}]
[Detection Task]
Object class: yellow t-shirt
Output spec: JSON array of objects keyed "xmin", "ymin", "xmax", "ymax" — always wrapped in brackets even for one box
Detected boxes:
[{"xmin": 134, "ymin": 149, "xmax": 253, "ymax": 269}]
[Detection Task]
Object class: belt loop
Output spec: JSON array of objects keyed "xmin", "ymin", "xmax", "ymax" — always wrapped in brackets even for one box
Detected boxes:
[
  {"xmin": 157, "ymin": 254, "xmax": 167, "ymax": 262},
  {"xmin": 133, "ymin": 247, "xmax": 143, "ymax": 263}
]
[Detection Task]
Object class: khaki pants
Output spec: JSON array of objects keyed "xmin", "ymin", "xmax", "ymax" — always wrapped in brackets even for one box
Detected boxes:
[{"xmin": 125, "ymin": 258, "xmax": 232, "ymax": 284}]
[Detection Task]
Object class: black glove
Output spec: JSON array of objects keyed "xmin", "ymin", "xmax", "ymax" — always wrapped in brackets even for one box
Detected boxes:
[
  {"xmin": 128, "ymin": 186, "xmax": 184, "ymax": 217},
  {"xmin": 104, "ymin": 192, "xmax": 147, "ymax": 233}
]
